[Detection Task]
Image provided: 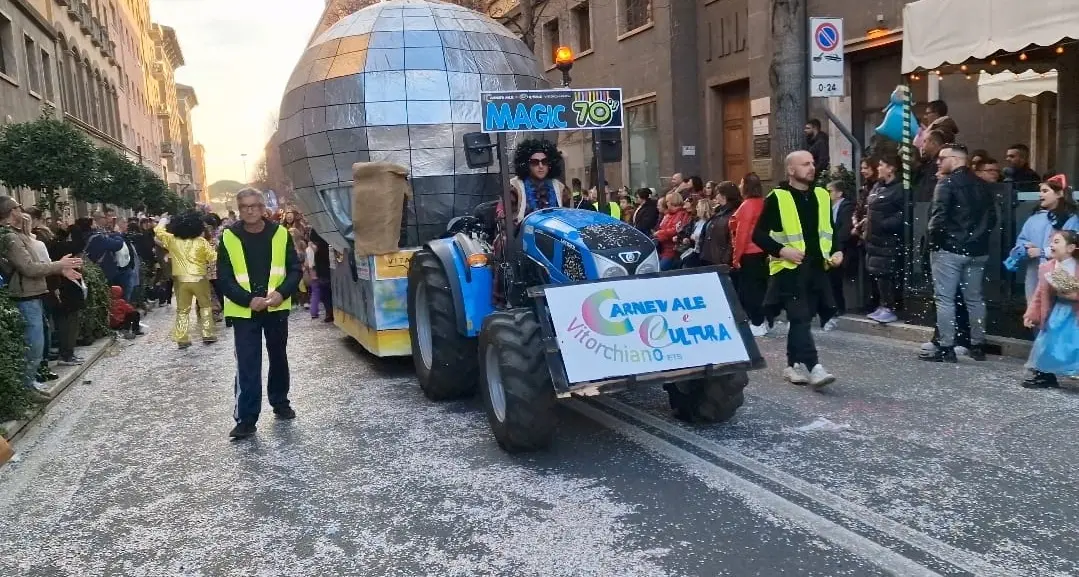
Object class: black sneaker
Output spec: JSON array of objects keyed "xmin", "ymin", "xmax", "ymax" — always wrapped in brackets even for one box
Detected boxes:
[
  {"xmin": 1021, "ymin": 371, "xmax": 1059, "ymax": 389},
  {"xmin": 228, "ymin": 422, "xmax": 257, "ymax": 439},
  {"xmin": 968, "ymin": 345, "xmax": 987, "ymax": 361},
  {"xmin": 273, "ymin": 405, "xmax": 296, "ymax": 420},
  {"xmin": 921, "ymin": 346, "xmax": 957, "ymax": 363},
  {"xmin": 178, "ymin": 342, "xmax": 192, "ymax": 350}
]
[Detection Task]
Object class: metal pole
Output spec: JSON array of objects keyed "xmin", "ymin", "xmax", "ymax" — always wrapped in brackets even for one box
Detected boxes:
[
  {"xmin": 822, "ymin": 108, "xmax": 862, "ymax": 195},
  {"xmin": 899, "ymin": 82, "xmax": 915, "ymax": 293},
  {"xmin": 496, "ymin": 132, "xmax": 515, "ymax": 259},
  {"xmin": 593, "ymin": 133, "xmax": 607, "ymax": 214},
  {"xmin": 241, "ymin": 153, "xmax": 248, "ymax": 183}
]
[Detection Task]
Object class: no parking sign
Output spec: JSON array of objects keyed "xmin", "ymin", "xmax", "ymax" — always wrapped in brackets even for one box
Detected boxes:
[{"xmin": 809, "ymin": 17, "xmax": 844, "ymax": 97}]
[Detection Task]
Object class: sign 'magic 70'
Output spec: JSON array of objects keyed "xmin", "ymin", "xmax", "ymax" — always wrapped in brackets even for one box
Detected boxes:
[{"xmin": 480, "ymin": 88, "xmax": 624, "ymax": 133}]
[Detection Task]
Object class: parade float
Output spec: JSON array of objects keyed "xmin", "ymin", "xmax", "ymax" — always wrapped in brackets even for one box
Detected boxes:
[{"xmin": 276, "ymin": 0, "xmax": 550, "ymax": 356}]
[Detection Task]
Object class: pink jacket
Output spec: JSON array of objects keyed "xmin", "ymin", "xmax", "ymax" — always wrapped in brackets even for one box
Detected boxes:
[{"xmin": 1024, "ymin": 260, "xmax": 1079, "ymax": 327}]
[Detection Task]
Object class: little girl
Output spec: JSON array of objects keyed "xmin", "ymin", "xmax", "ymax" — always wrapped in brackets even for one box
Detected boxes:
[{"xmin": 1022, "ymin": 229, "xmax": 1079, "ymax": 388}]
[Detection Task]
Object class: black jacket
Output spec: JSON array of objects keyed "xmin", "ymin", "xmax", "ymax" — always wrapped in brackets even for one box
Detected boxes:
[
  {"xmin": 806, "ymin": 132, "xmax": 830, "ymax": 175},
  {"xmin": 928, "ymin": 167, "xmax": 998, "ymax": 257},
  {"xmin": 310, "ymin": 229, "xmax": 332, "ymax": 280},
  {"xmin": 863, "ymin": 180, "xmax": 905, "ymax": 275},
  {"xmin": 216, "ymin": 220, "xmax": 303, "ymax": 312},
  {"xmin": 700, "ymin": 203, "xmax": 736, "ymax": 266},
  {"xmin": 632, "ymin": 198, "xmax": 659, "ymax": 234}
]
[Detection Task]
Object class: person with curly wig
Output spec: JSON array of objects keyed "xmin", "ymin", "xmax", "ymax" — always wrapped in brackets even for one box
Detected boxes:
[
  {"xmin": 155, "ymin": 210, "xmax": 217, "ymax": 348},
  {"xmin": 505, "ymin": 138, "xmax": 566, "ymax": 224}
]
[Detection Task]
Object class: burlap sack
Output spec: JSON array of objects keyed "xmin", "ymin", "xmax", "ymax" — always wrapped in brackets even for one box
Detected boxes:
[{"xmin": 352, "ymin": 162, "xmax": 412, "ymax": 256}]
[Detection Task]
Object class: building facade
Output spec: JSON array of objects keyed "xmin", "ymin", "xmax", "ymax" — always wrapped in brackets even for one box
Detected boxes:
[
  {"xmin": 174, "ymin": 82, "xmax": 198, "ymax": 202},
  {"xmin": 113, "ymin": 0, "xmax": 162, "ymax": 172},
  {"xmin": 507, "ymin": 0, "xmax": 1039, "ymax": 190},
  {"xmin": 0, "ymin": 0, "xmax": 64, "ymax": 203},
  {"xmin": 149, "ymin": 22, "xmax": 194, "ymax": 199}
]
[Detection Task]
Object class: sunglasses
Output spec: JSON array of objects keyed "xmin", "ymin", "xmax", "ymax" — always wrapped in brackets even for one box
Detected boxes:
[{"xmin": 528, "ymin": 158, "xmax": 549, "ymax": 167}]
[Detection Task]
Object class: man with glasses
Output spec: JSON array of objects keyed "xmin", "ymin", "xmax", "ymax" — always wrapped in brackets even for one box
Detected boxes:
[
  {"xmin": 217, "ymin": 188, "xmax": 303, "ymax": 439},
  {"xmin": 923, "ymin": 144, "xmax": 997, "ymax": 363}
]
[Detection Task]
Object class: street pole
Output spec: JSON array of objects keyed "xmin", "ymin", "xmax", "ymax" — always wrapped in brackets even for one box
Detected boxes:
[
  {"xmin": 241, "ymin": 153, "xmax": 248, "ymax": 183},
  {"xmin": 770, "ymin": 0, "xmax": 809, "ymax": 165}
]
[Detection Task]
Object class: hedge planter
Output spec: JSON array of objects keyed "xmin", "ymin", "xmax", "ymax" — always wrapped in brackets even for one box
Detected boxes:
[
  {"xmin": 78, "ymin": 262, "xmax": 111, "ymax": 346},
  {"xmin": 0, "ymin": 289, "xmax": 33, "ymax": 423}
]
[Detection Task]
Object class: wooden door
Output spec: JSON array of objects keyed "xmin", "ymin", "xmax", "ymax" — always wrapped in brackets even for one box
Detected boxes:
[{"xmin": 720, "ymin": 82, "xmax": 749, "ymax": 182}]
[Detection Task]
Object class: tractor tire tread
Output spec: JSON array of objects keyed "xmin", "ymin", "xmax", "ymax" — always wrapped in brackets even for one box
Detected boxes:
[
  {"xmin": 665, "ymin": 371, "xmax": 748, "ymax": 424},
  {"xmin": 479, "ymin": 309, "xmax": 557, "ymax": 452},
  {"xmin": 409, "ymin": 249, "xmax": 478, "ymax": 400}
]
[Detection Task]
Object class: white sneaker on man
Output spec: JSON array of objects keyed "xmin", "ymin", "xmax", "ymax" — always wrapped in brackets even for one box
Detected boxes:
[
  {"xmin": 750, "ymin": 323, "xmax": 768, "ymax": 337},
  {"xmin": 822, "ymin": 317, "xmax": 839, "ymax": 331},
  {"xmin": 784, "ymin": 363, "xmax": 810, "ymax": 385},
  {"xmin": 808, "ymin": 364, "xmax": 835, "ymax": 389}
]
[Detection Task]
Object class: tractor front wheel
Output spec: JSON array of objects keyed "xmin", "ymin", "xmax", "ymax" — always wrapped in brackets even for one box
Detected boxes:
[
  {"xmin": 408, "ymin": 248, "xmax": 478, "ymax": 400},
  {"xmin": 664, "ymin": 371, "xmax": 748, "ymax": 423},
  {"xmin": 478, "ymin": 309, "xmax": 557, "ymax": 452}
]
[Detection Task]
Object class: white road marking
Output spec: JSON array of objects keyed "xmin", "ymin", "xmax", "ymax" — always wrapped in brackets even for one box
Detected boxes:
[
  {"xmin": 566, "ymin": 399, "xmax": 943, "ymax": 577},
  {"xmin": 590, "ymin": 396, "xmax": 1020, "ymax": 577}
]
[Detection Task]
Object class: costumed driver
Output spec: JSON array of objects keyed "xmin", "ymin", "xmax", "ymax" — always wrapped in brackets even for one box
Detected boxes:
[{"xmin": 502, "ymin": 138, "xmax": 567, "ymax": 225}]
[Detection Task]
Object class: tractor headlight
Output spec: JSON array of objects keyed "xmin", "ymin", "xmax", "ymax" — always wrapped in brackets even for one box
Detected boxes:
[
  {"xmin": 635, "ymin": 250, "xmax": 660, "ymax": 275},
  {"xmin": 592, "ymin": 253, "xmax": 628, "ymax": 278}
]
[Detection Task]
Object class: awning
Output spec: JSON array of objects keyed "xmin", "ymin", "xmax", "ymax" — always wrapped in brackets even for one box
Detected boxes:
[
  {"xmin": 977, "ymin": 70, "xmax": 1059, "ymax": 104},
  {"xmin": 902, "ymin": 0, "xmax": 1079, "ymax": 72}
]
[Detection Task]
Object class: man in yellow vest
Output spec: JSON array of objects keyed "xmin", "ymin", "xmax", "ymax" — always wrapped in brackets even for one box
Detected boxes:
[
  {"xmin": 752, "ymin": 150, "xmax": 843, "ymax": 390},
  {"xmin": 217, "ymin": 188, "xmax": 303, "ymax": 439}
]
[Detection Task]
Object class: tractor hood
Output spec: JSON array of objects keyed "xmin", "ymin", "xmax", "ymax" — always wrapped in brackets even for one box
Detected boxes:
[{"xmin": 523, "ymin": 208, "xmax": 657, "ymax": 274}]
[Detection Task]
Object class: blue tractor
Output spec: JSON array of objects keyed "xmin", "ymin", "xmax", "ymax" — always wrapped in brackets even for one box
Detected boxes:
[{"xmin": 407, "ymin": 136, "xmax": 764, "ymax": 453}]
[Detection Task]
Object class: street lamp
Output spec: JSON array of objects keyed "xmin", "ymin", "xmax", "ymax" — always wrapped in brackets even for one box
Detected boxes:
[
  {"xmin": 554, "ymin": 46, "xmax": 574, "ymax": 87},
  {"xmin": 241, "ymin": 153, "xmax": 248, "ymax": 183}
]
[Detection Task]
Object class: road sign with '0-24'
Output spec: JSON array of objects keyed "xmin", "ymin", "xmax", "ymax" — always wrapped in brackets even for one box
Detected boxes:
[{"xmin": 809, "ymin": 17, "xmax": 844, "ymax": 97}]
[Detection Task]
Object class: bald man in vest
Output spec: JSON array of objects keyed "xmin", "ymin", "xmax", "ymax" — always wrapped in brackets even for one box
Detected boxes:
[
  {"xmin": 218, "ymin": 188, "xmax": 303, "ymax": 439},
  {"xmin": 752, "ymin": 151, "xmax": 843, "ymax": 389}
]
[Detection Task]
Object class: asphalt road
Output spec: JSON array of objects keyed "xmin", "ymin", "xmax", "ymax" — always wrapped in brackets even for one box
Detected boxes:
[{"xmin": 1, "ymin": 312, "xmax": 1076, "ymax": 577}]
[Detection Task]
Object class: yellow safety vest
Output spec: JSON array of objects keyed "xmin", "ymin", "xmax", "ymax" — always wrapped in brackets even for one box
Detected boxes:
[
  {"xmin": 767, "ymin": 186, "xmax": 834, "ymax": 275},
  {"xmin": 221, "ymin": 226, "xmax": 292, "ymax": 318},
  {"xmin": 594, "ymin": 201, "xmax": 622, "ymax": 220}
]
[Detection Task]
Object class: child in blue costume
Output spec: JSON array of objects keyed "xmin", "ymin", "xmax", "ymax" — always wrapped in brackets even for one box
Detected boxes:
[
  {"xmin": 1022, "ymin": 230, "xmax": 1079, "ymax": 388},
  {"xmin": 1005, "ymin": 175, "xmax": 1079, "ymax": 302}
]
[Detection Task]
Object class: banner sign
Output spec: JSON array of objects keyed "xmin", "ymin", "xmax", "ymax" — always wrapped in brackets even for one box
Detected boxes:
[
  {"xmin": 544, "ymin": 273, "xmax": 749, "ymax": 383},
  {"xmin": 481, "ymin": 88, "xmax": 624, "ymax": 133}
]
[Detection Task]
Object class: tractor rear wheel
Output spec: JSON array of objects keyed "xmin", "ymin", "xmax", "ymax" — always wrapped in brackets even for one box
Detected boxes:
[
  {"xmin": 408, "ymin": 248, "xmax": 478, "ymax": 400},
  {"xmin": 478, "ymin": 309, "xmax": 557, "ymax": 452},
  {"xmin": 664, "ymin": 371, "xmax": 748, "ymax": 423}
]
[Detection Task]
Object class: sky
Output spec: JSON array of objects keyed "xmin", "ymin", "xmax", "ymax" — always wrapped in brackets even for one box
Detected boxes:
[{"xmin": 150, "ymin": 0, "xmax": 326, "ymax": 185}]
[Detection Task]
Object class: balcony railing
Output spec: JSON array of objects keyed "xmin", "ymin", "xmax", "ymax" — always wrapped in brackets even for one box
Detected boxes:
[
  {"xmin": 161, "ymin": 141, "xmax": 175, "ymax": 157},
  {"xmin": 155, "ymin": 103, "xmax": 171, "ymax": 118},
  {"xmin": 66, "ymin": 2, "xmax": 82, "ymax": 22}
]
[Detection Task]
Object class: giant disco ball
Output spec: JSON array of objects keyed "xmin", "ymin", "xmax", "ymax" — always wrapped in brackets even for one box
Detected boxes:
[{"xmin": 277, "ymin": 0, "xmax": 550, "ymax": 250}]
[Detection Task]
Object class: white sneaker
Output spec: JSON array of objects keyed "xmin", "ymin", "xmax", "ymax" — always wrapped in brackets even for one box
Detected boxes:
[
  {"xmin": 822, "ymin": 318, "xmax": 839, "ymax": 331},
  {"xmin": 784, "ymin": 363, "xmax": 810, "ymax": 385},
  {"xmin": 750, "ymin": 323, "xmax": 768, "ymax": 337},
  {"xmin": 808, "ymin": 364, "xmax": 835, "ymax": 389},
  {"xmin": 33, "ymin": 382, "xmax": 55, "ymax": 398},
  {"xmin": 954, "ymin": 345, "xmax": 969, "ymax": 357},
  {"xmin": 920, "ymin": 341, "xmax": 937, "ymax": 353}
]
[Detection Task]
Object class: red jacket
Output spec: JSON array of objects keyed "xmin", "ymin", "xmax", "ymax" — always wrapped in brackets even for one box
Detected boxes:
[
  {"xmin": 654, "ymin": 208, "xmax": 690, "ymax": 260},
  {"xmin": 108, "ymin": 285, "xmax": 135, "ymax": 328},
  {"xmin": 1024, "ymin": 260, "xmax": 1079, "ymax": 328},
  {"xmin": 730, "ymin": 197, "xmax": 765, "ymax": 268}
]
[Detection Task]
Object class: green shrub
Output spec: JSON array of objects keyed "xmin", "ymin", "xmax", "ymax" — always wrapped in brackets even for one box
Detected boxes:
[
  {"xmin": 0, "ymin": 288, "xmax": 33, "ymax": 422},
  {"xmin": 78, "ymin": 262, "xmax": 111, "ymax": 344}
]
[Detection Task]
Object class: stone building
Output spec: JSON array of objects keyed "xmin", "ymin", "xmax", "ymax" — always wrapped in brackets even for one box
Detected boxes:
[
  {"xmin": 113, "ymin": 0, "xmax": 163, "ymax": 173},
  {"xmin": 0, "ymin": 0, "xmax": 64, "ymax": 203},
  {"xmin": 505, "ymin": 0, "xmax": 1043, "ymax": 190}
]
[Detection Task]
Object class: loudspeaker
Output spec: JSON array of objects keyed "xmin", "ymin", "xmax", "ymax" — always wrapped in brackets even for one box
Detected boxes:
[
  {"xmin": 463, "ymin": 132, "xmax": 494, "ymax": 168},
  {"xmin": 595, "ymin": 128, "xmax": 622, "ymax": 163}
]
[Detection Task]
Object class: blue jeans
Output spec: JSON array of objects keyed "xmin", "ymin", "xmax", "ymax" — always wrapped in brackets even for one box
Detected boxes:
[
  {"xmin": 15, "ymin": 299, "xmax": 45, "ymax": 388},
  {"xmin": 660, "ymin": 256, "xmax": 678, "ymax": 271},
  {"xmin": 930, "ymin": 251, "xmax": 988, "ymax": 347},
  {"xmin": 111, "ymin": 268, "xmax": 137, "ymax": 303}
]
